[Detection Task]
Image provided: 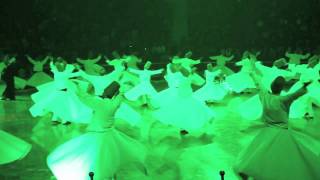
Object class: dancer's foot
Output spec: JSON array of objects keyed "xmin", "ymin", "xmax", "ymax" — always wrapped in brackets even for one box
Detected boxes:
[
  {"xmin": 4, "ymin": 97, "xmax": 15, "ymax": 101},
  {"xmin": 238, "ymin": 172, "xmax": 249, "ymax": 180},
  {"xmin": 141, "ymin": 103, "xmax": 148, "ymax": 108},
  {"xmin": 180, "ymin": 130, "xmax": 189, "ymax": 136},
  {"xmin": 62, "ymin": 121, "xmax": 71, "ymax": 126},
  {"xmin": 205, "ymin": 101, "xmax": 212, "ymax": 105},
  {"xmin": 51, "ymin": 121, "xmax": 61, "ymax": 126},
  {"xmin": 304, "ymin": 113, "xmax": 314, "ymax": 120}
]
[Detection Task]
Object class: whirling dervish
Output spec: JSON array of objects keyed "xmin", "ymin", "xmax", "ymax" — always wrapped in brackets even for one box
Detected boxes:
[
  {"xmin": 153, "ymin": 61, "xmax": 215, "ymax": 133},
  {"xmin": 286, "ymin": 50, "xmax": 310, "ymax": 65},
  {"xmin": 79, "ymin": 57, "xmax": 124, "ymax": 97},
  {"xmin": 234, "ymin": 61, "xmax": 320, "ymax": 180},
  {"xmin": 171, "ymin": 51, "xmax": 205, "ymax": 86},
  {"xmin": 209, "ymin": 49, "xmax": 235, "ymax": 76},
  {"xmin": 226, "ymin": 54, "xmax": 256, "ymax": 93},
  {"xmin": 117, "ymin": 55, "xmax": 142, "ymax": 93},
  {"xmin": 76, "ymin": 54, "xmax": 105, "ymax": 75},
  {"xmin": 26, "ymin": 55, "xmax": 53, "ymax": 87},
  {"xmin": 29, "ymin": 60, "xmax": 93, "ymax": 124},
  {"xmin": 125, "ymin": 61, "xmax": 163, "ymax": 108},
  {"xmin": 47, "ymin": 82, "xmax": 147, "ymax": 180},
  {"xmin": 194, "ymin": 63, "xmax": 228, "ymax": 103}
]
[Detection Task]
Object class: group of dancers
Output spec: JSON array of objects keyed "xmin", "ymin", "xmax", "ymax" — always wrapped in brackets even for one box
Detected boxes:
[{"xmin": 1, "ymin": 50, "xmax": 320, "ymax": 179}]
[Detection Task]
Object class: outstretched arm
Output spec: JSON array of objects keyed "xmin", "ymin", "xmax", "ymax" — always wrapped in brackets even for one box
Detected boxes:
[
  {"xmin": 282, "ymin": 83, "xmax": 308, "ymax": 109},
  {"xmin": 184, "ymin": 51, "xmax": 193, "ymax": 58},
  {"xmin": 166, "ymin": 64, "xmax": 174, "ymax": 74},
  {"xmin": 149, "ymin": 68, "xmax": 164, "ymax": 75},
  {"xmin": 90, "ymin": 55, "xmax": 102, "ymax": 63},
  {"xmin": 128, "ymin": 68, "xmax": 142, "ymax": 75},
  {"xmin": 303, "ymin": 53, "xmax": 311, "ymax": 59},
  {"xmin": 122, "ymin": 55, "xmax": 131, "ymax": 63},
  {"xmin": 249, "ymin": 62, "xmax": 264, "ymax": 90},
  {"xmin": 49, "ymin": 61, "xmax": 58, "ymax": 73},
  {"xmin": 108, "ymin": 59, "xmax": 125, "ymax": 70},
  {"xmin": 226, "ymin": 55, "xmax": 234, "ymax": 61},
  {"xmin": 106, "ymin": 59, "xmax": 116, "ymax": 66},
  {"xmin": 64, "ymin": 64, "xmax": 76, "ymax": 74},
  {"xmin": 209, "ymin": 55, "xmax": 219, "ymax": 61},
  {"xmin": 26, "ymin": 55, "xmax": 36, "ymax": 64},
  {"xmin": 235, "ymin": 59, "xmax": 244, "ymax": 66},
  {"xmin": 255, "ymin": 51, "xmax": 261, "ymax": 57},
  {"xmin": 76, "ymin": 58, "xmax": 86, "ymax": 64},
  {"xmin": 69, "ymin": 71, "xmax": 81, "ymax": 78},
  {"xmin": 242, "ymin": 51, "xmax": 250, "ymax": 59},
  {"xmin": 41, "ymin": 56, "xmax": 51, "ymax": 65},
  {"xmin": 285, "ymin": 52, "xmax": 292, "ymax": 58},
  {"xmin": 187, "ymin": 59, "xmax": 201, "ymax": 65}
]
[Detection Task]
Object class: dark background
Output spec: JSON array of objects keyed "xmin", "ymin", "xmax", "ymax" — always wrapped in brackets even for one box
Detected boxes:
[{"xmin": 0, "ymin": 0, "xmax": 320, "ymax": 61}]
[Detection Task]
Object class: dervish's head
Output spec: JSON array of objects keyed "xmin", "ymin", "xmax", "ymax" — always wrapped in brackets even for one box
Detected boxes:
[{"xmin": 271, "ymin": 76, "xmax": 286, "ymax": 95}]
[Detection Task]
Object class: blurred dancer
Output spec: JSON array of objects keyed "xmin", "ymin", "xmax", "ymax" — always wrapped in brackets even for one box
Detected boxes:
[
  {"xmin": 125, "ymin": 61, "xmax": 163, "ymax": 108},
  {"xmin": 234, "ymin": 62, "xmax": 320, "ymax": 180},
  {"xmin": 226, "ymin": 56, "xmax": 256, "ymax": 93},
  {"xmin": 153, "ymin": 63, "xmax": 214, "ymax": 133},
  {"xmin": 118, "ymin": 55, "xmax": 142, "ymax": 93},
  {"xmin": 29, "ymin": 61, "xmax": 92, "ymax": 124},
  {"xmin": 79, "ymin": 58, "xmax": 124, "ymax": 97},
  {"xmin": 286, "ymin": 50, "xmax": 310, "ymax": 65},
  {"xmin": 194, "ymin": 64, "xmax": 227, "ymax": 103},
  {"xmin": 26, "ymin": 55, "xmax": 53, "ymax": 87},
  {"xmin": 47, "ymin": 82, "xmax": 147, "ymax": 180},
  {"xmin": 171, "ymin": 52, "xmax": 205, "ymax": 86},
  {"xmin": 77, "ymin": 55, "xmax": 104, "ymax": 75},
  {"xmin": 209, "ymin": 50, "xmax": 234, "ymax": 76},
  {"xmin": 0, "ymin": 130, "xmax": 32, "ymax": 164},
  {"xmin": 0, "ymin": 59, "xmax": 7, "ymax": 99},
  {"xmin": 2, "ymin": 55, "xmax": 17, "ymax": 100}
]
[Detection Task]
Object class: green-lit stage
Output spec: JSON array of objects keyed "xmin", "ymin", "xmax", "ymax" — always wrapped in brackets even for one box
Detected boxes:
[{"xmin": 1, "ymin": 91, "xmax": 319, "ymax": 180}]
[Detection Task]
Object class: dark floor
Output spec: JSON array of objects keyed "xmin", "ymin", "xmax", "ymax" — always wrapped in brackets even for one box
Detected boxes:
[{"xmin": 0, "ymin": 96, "xmax": 53, "ymax": 180}]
